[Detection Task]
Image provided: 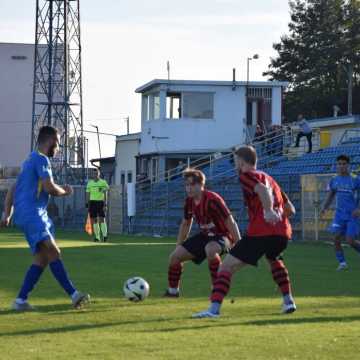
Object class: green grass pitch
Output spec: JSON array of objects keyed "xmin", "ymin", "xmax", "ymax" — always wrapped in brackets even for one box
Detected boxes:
[{"xmin": 0, "ymin": 228, "xmax": 360, "ymax": 359}]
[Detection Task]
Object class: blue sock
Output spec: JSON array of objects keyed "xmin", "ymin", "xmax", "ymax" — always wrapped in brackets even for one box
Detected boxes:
[
  {"xmin": 209, "ymin": 302, "xmax": 221, "ymax": 314},
  {"xmin": 335, "ymin": 250, "xmax": 346, "ymax": 264},
  {"xmin": 18, "ymin": 264, "xmax": 44, "ymax": 300},
  {"xmin": 49, "ymin": 259, "xmax": 76, "ymax": 296}
]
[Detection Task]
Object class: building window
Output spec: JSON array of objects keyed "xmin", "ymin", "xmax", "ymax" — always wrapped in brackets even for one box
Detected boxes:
[
  {"xmin": 121, "ymin": 172, "xmax": 125, "ymax": 185},
  {"xmin": 183, "ymin": 92, "xmax": 214, "ymax": 119},
  {"xmin": 166, "ymin": 92, "xmax": 181, "ymax": 119},
  {"xmin": 153, "ymin": 94, "xmax": 160, "ymax": 119},
  {"xmin": 127, "ymin": 171, "xmax": 133, "ymax": 183},
  {"xmin": 143, "ymin": 93, "xmax": 160, "ymax": 121},
  {"xmin": 247, "ymin": 87, "xmax": 272, "ymax": 127}
]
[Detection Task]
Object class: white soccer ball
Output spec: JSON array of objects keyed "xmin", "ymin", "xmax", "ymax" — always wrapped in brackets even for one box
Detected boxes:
[{"xmin": 123, "ymin": 277, "xmax": 150, "ymax": 302}]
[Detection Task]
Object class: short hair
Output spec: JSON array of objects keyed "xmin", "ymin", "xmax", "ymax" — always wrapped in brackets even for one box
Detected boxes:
[
  {"xmin": 37, "ymin": 126, "xmax": 58, "ymax": 144},
  {"xmin": 336, "ymin": 154, "xmax": 350, "ymax": 163},
  {"xmin": 234, "ymin": 146, "xmax": 257, "ymax": 166},
  {"xmin": 183, "ymin": 168, "xmax": 206, "ymax": 185}
]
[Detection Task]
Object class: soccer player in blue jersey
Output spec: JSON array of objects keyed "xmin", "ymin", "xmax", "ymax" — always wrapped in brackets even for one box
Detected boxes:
[
  {"xmin": 320, "ymin": 155, "xmax": 360, "ymax": 271},
  {"xmin": 1, "ymin": 126, "xmax": 90, "ymax": 311}
]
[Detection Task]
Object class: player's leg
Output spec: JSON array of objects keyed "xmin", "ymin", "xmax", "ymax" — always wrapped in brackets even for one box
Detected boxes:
[
  {"xmin": 345, "ymin": 219, "xmax": 360, "ymax": 258},
  {"xmin": 43, "ymin": 239, "xmax": 90, "ymax": 308},
  {"xmin": 329, "ymin": 217, "xmax": 347, "ymax": 270},
  {"xmin": 205, "ymin": 237, "xmax": 230, "ymax": 287},
  {"xmin": 13, "ymin": 251, "xmax": 48, "ymax": 311},
  {"xmin": 334, "ymin": 234, "xmax": 347, "ymax": 270},
  {"xmin": 192, "ymin": 253, "xmax": 247, "ymax": 318},
  {"xmin": 165, "ymin": 243, "xmax": 195, "ymax": 297},
  {"xmin": 93, "ymin": 218, "xmax": 101, "ymax": 242},
  {"xmin": 205, "ymin": 241, "xmax": 222, "ymax": 286},
  {"xmin": 193, "ymin": 236, "xmax": 263, "ymax": 318},
  {"xmin": 265, "ymin": 237, "xmax": 296, "ymax": 314},
  {"xmin": 89, "ymin": 201, "xmax": 101, "ymax": 242},
  {"xmin": 99, "ymin": 201, "xmax": 108, "ymax": 241}
]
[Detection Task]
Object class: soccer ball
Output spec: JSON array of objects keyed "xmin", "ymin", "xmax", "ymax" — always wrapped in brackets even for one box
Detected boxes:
[{"xmin": 123, "ymin": 277, "xmax": 150, "ymax": 302}]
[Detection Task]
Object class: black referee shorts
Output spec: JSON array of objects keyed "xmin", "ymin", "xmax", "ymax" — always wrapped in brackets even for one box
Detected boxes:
[
  {"xmin": 182, "ymin": 233, "xmax": 231, "ymax": 265},
  {"xmin": 230, "ymin": 235, "xmax": 288, "ymax": 266},
  {"xmin": 89, "ymin": 200, "xmax": 106, "ymax": 218}
]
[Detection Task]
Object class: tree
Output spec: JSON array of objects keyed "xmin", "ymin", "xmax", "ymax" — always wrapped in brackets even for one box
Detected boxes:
[{"xmin": 264, "ymin": 0, "xmax": 360, "ymax": 121}]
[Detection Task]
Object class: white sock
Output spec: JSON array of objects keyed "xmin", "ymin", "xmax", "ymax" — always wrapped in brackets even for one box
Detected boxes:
[
  {"xmin": 283, "ymin": 294, "xmax": 293, "ymax": 304},
  {"xmin": 168, "ymin": 287, "xmax": 179, "ymax": 295},
  {"xmin": 15, "ymin": 298, "xmax": 26, "ymax": 304},
  {"xmin": 71, "ymin": 290, "xmax": 80, "ymax": 301}
]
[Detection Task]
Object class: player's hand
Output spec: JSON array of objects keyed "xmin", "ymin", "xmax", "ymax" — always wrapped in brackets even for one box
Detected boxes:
[
  {"xmin": 283, "ymin": 202, "xmax": 296, "ymax": 218},
  {"xmin": 63, "ymin": 184, "xmax": 73, "ymax": 196},
  {"xmin": 264, "ymin": 209, "xmax": 281, "ymax": 224},
  {"xmin": 352, "ymin": 209, "xmax": 360, "ymax": 218}
]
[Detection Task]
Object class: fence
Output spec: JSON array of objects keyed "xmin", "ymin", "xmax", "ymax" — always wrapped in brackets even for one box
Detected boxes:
[
  {"xmin": 301, "ymin": 174, "xmax": 334, "ymax": 242},
  {"xmin": 0, "ymin": 184, "xmax": 124, "ymax": 234}
]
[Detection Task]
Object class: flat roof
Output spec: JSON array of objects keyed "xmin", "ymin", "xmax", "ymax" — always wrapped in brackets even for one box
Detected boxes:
[
  {"xmin": 116, "ymin": 132, "xmax": 141, "ymax": 141},
  {"xmin": 136, "ymin": 79, "xmax": 289, "ymax": 93}
]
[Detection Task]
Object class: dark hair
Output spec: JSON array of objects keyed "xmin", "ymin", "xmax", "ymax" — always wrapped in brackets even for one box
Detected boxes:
[
  {"xmin": 234, "ymin": 146, "xmax": 257, "ymax": 166},
  {"xmin": 183, "ymin": 168, "xmax": 206, "ymax": 185},
  {"xmin": 336, "ymin": 154, "xmax": 350, "ymax": 163},
  {"xmin": 37, "ymin": 126, "xmax": 58, "ymax": 144}
]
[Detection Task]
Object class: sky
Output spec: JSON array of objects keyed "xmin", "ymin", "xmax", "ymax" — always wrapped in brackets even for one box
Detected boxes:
[{"xmin": 0, "ymin": 0, "xmax": 291, "ymax": 160}]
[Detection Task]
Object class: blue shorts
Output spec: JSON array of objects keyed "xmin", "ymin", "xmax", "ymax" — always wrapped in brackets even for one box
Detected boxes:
[
  {"xmin": 329, "ymin": 216, "xmax": 360, "ymax": 238},
  {"xmin": 17, "ymin": 216, "xmax": 55, "ymax": 254}
]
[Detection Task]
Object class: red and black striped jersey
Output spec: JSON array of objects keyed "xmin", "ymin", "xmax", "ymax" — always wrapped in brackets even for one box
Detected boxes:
[
  {"xmin": 239, "ymin": 170, "xmax": 292, "ymax": 239},
  {"xmin": 184, "ymin": 190, "xmax": 233, "ymax": 242}
]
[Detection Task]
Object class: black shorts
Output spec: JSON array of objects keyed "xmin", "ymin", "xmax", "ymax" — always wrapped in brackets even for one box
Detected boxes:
[
  {"xmin": 89, "ymin": 200, "xmax": 106, "ymax": 218},
  {"xmin": 230, "ymin": 235, "xmax": 288, "ymax": 266},
  {"xmin": 182, "ymin": 233, "xmax": 231, "ymax": 265}
]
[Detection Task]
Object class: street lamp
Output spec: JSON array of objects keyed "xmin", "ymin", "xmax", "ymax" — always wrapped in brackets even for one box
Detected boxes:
[
  {"xmin": 246, "ymin": 54, "xmax": 259, "ymax": 126},
  {"xmin": 90, "ymin": 124, "xmax": 102, "ymax": 159}
]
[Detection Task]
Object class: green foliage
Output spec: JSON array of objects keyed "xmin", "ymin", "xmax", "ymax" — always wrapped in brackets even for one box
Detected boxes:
[{"xmin": 264, "ymin": 0, "xmax": 360, "ymax": 120}]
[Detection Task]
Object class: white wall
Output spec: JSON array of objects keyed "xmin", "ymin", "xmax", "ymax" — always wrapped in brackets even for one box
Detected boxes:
[
  {"xmin": 140, "ymin": 84, "xmax": 247, "ymax": 154},
  {"xmin": 0, "ymin": 43, "xmax": 34, "ymax": 167},
  {"xmin": 114, "ymin": 138, "xmax": 139, "ymax": 185},
  {"xmin": 139, "ymin": 83, "xmax": 283, "ymax": 155}
]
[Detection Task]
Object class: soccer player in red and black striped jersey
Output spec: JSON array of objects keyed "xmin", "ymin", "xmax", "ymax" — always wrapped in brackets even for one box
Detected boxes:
[
  {"xmin": 164, "ymin": 168, "xmax": 241, "ymax": 297},
  {"xmin": 193, "ymin": 146, "xmax": 296, "ymax": 318}
]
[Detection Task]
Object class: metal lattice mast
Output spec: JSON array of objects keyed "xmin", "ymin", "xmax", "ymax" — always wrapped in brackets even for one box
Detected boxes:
[{"xmin": 31, "ymin": 0, "xmax": 85, "ymax": 183}]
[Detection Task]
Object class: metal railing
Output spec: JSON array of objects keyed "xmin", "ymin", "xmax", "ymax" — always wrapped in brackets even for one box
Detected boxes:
[
  {"xmin": 339, "ymin": 128, "xmax": 360, "ymax": 145},
  {"xmin": 135, "ymin": 126, "xmax": 294, "ymax": 187}
]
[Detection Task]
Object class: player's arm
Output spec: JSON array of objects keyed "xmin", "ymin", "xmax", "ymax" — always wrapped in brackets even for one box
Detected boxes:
[
  {"xmin": 1, "ymin": 183, "xmax": 16, "ymax": 227},
  {"xmin": 320, "ymin": 191, "xmax": 336, "ymax": 217},
  {"xmin": 224, "ymin": 215, "xmax": 241, "ymax": 243},
  {"xmin": 36, "ymin": 156, "xmax": 72, "ymax": 197},
  {"xmin": 176, "ymin": 218, "xmax": 193, "ymax": 246},
  {"xmin": 42, "ymin": 178, "xmax": 72, "ymax": 197},
  {"xmin": 281, "ymin": 190, "xmax": 296, "ymax": 217},
  {"xmin": 254, "ymin": 183, "xmax": 280, "ymax": 223}
]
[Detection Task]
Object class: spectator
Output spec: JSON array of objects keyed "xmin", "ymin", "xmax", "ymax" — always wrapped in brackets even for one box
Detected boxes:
[
  {"xmin": 253, "ymin": 125, "xmax": 264, "ymax": 142},
  {"xmin": 295, "ymin": 114, "xmax": 312, "ymax": 153}
]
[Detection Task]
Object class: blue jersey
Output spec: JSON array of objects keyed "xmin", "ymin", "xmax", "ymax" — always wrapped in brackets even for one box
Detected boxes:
[
  {"xmin": 328, "ymin": 174, "xmax": 360, "ymax": 219},
  {"xmin": 14, "ymin": 151, "xmax": 53, "ymax": 224}
]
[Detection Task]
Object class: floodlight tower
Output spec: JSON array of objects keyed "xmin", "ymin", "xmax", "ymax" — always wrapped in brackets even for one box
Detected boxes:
[{"xmin": 31, "ymin": 0, "xmax": 85, "ymax": 183}]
